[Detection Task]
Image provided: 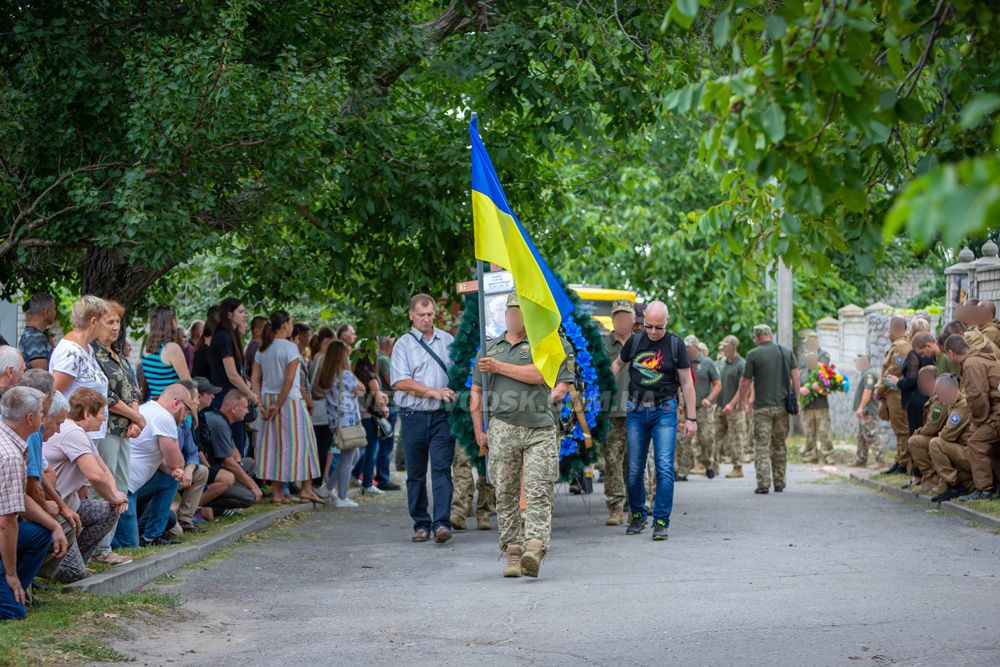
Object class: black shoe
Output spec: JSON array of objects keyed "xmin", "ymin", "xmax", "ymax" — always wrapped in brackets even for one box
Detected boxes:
[
  {"xmin": 931, "ymin": 485, "xmax": 964, "ymax": 503},
  {"xmin": 377, "ymin": 481, "xmax": 401, "ymax": 491},
  {"xmin": 879, "ymin": 464, "xmax": 904, "ymax": 475},
  {"xmin": 706, "ymin": 468, "xmax": 716, "ymax": 479},
  {"xmin": 755, "ymin": 487, "xmax": 769, "ymax": 495},
  {"xmin": 676, "ymin": 475, "xmax": 688, "ymax": 482},
  {"xmin": 140, "ymin": 535, "xmax": 180, "ymax": 547},
  {"xmin": 626, "ymin": 513, "xmax": 646, "ymax": 535},
  {"xmin": 774, "ymin": 486, "xmax": 784, "ymax": 493},
  {"xmin": 652, "ymin": 519, "xmax": 669, "ymax": 541}
]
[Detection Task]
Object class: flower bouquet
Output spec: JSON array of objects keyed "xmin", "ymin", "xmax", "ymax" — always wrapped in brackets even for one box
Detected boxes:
[{"xmin": 800, "ymin": 362, "xmax": 849, "ymax": 407}]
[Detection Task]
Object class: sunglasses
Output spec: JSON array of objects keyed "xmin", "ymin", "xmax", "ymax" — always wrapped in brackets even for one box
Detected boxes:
[{"xmin": 644, "ymin": 323, "xmax": 666, "ymax": 331}]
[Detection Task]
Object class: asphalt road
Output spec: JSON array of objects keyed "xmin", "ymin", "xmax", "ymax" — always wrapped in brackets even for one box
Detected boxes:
[{"xmin": 102, "ymin": 464, "xmax": 1000, "ymax": 667}]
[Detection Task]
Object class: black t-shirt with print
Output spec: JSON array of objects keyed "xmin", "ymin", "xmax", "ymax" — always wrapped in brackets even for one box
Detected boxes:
[{"xmin": 619, "ymin": 331, "xmax": 691, "ymax": 403}]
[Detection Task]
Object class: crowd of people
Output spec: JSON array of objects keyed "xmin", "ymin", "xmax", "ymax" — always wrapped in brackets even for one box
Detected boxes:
[{"xmin": 3, "ymin": 288, "xmax": 1000, "ymax": 615}]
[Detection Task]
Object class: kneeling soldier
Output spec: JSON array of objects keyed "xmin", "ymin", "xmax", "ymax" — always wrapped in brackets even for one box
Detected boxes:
[
  {"xmin": 907, "ymin": 367, "xmax": 943, "ymax": 492},
  {"xmin": 471, "ymin": 293, "xmax": 573, "ymax": 579},
  {"xmin": 928, "ymin": 374, "xmax": 974, "ymax": 501}
]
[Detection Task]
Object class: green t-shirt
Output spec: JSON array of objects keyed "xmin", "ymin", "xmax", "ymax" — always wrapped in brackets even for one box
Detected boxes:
[
  {"xmin": 716, "ymin": 354, "xmax": 745, "ymax": 407},
  {"xmin": 377, "ymin": 352, "xmax": 391, "ymax": 387},
  {"xmin": 691, "ymin": 354, "xmax": 720, "ymax": 404},
  {"xmin": 472, "ymin": 334, "xmax": 575, "ymax": 427},
  {"xmin": 743, "ymin": 342, "xmax": 797, "ymax": 409},
  {"xmin": 853, "ymin": 367, "xmax": 880, "ymax": 416}
]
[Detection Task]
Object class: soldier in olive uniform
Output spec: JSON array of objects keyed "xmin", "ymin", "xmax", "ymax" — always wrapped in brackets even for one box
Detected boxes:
[
  {"xmin": 471, "ymin": 293, "xmax": 574, "ymax": 578},
  {"xmin": 928, "ymin": 374, "xmax": 975, "ymax": 501},
  {"xmin": 875, "ymin": 316, "xmax": 913, "ymax": 475},
  {"xmin": 682, "ymin": 336, "xmax": 721, "ymax": 478},
  {"xmin": 852, "ymin": 354, "xmax": 883, "ymax": 467},
  {"xmin": 601, "ymin": 299, "xmax": 635, "ymax": 526},
  {"xmin": 450, "ymin": 443, "xmax": 495, "ymax": 531},
  {"xmin": 715, "ymin": 335, "xmax": 749, "ymax": 478},
  {"xmin": 905, "ymin": 366, "xmax": 943, "ymax": 490}
]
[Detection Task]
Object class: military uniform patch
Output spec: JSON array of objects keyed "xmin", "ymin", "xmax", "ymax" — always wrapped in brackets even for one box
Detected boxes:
[
  {"xmin": 931, "ymin": 405, "xmax": 942, "ymax": 420},
  {"xmin": 949, "ymin": 411, "xmax": 961, "ymax": 425},
  {"xmin": 895, "ymin": 355, "xmax": 905, "ymax": 365}
]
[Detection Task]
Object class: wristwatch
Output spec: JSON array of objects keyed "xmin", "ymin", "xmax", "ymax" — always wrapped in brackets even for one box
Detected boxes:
[{"xmin": 686, "ymin": 417, "xmax": 697, "ymax": 422}]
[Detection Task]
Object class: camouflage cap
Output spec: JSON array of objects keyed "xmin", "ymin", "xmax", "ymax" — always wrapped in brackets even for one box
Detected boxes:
[
  {"xmin": 722, "ymin": 334, "xmax": 740, "ymax": 347},
  {"xmin": 752, "ymin": 324, "xmax": 773, "ymax": 337},
  {"xmin": 506, "ymin": 292, "xmax": 519, "ymax": 308},
  {"xmin": 611, "ymin": 298, "xmax": 634, "ymax": 315},
  {"xmin": 683, "ymin": 335, "xmax": 700, "ymax": 347}
]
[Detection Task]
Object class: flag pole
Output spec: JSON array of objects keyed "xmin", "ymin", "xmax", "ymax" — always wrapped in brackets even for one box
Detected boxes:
[{"xmin": 472, "ymin": 112, "xmax": 491, "ymax": 479}]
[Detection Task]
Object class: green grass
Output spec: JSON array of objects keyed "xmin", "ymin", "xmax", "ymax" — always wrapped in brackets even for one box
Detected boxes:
[
  {"xmin": 964, "ymin": 498, "xmax": 1000, "ymax": 517},
  {"xmin": 90, "ymin": 499, "xmax": 296, "ymax": 574},
  {"xmin": 0, "ymin": 588, "xmax": 178, "ymax": 666}
]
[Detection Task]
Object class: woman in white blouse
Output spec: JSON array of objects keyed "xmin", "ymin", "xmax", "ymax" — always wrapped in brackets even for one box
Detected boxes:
[{"xmin": 50, "ymin": 295, "xmax": 111, "ymax": 441}]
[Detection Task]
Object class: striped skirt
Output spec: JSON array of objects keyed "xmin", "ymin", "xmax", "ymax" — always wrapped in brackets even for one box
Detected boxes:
[{"xmin": 257, "ymin": 394, "xmax": 321, "ymax": 482}]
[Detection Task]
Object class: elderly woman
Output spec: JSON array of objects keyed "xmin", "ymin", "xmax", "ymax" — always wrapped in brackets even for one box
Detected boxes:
[
  {"xmin": 252, "ymin": 311, "xmax": 322, "ymax": 504},
  {"xmin": 49, "ymin": 295, "xmax": 110, "ymax": 441},
  {"xmin": 43, "ymin": 389, "xmax": 128, "ymax": 582},
  {"xmin": 91, "ymin": 301, "xmax": 143, "ymax": 566}
]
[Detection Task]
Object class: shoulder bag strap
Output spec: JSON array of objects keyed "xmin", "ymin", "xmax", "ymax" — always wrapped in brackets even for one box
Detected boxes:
[
  {"xmin": 779, "ymin": 344, "xmax": 791, "ymax": 391},
  {"xmin": 409, "ymin": 331, "xmax": 449, "ymax": 376}
]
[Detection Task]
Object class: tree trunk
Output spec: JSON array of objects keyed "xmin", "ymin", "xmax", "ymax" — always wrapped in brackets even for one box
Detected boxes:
[{"xmin": 82, "ymin": 247, "xmax": 177, "ymax": 318}]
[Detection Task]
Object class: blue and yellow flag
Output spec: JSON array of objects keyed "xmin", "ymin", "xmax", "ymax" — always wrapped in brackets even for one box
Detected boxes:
[{"xmin": 470, "ymin": 116, "xmax": 574, "ymax": 388}]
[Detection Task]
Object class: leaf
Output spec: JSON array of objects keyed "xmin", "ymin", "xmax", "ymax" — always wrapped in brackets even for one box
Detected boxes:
[
  {"xmin": 764, "ymin": 15, "xmax": 787, "ymax": 40},
  {"xmin": 761, "ymin": 102, "xmax": 786, "ymax": 143},
  {"xmin": 960, "ymin": 93, "xmax": 1000, "ymax": 130},
  {"xmin": 670, "ymin": 0, "xmax": 700, "ymax": 30},
  {"xmin": 830, "ymin": 60, "xmax": 863, "ymax": 98},
  {"xmin": 713, "ymin": 9, "xmax": 731, "ymax": 48}
]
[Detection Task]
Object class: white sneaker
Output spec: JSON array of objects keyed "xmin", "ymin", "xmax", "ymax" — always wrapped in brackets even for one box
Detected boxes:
[
  {"xmin": 335, "ymin": 497, "xmax": 359, "ymax": 508},
  {"xmin": 363, "ymin": 485, "xmax": 384, "ymax": 495},
  {"xmin": 314, "ymin": 485, "xmax": 332, "ymax": 499}
]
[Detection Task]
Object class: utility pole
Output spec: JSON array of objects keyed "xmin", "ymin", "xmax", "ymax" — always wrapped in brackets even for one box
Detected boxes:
[{"xmin": 777, "ymin": 257, "xmax": 793, "ymax": 349}]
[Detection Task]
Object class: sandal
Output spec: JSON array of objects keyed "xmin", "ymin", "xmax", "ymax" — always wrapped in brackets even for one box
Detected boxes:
[{"xmin": 91, "ymin": 551, "xmax": 133, "ymax": 566}]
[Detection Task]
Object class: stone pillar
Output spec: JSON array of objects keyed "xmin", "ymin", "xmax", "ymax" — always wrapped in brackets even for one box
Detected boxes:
[
  {"xmin": 944, "ymin": 247, "xmax": 975, "ymax": 323},
  {"xmin": 816, "ymin": 316, "xmax": 841, "ymax": 364},
  {"xmin": 971, "ymin": 241, "xmax": 1000, "ymax": 307},
  {"xmin": 838, "ymin": 304, "xmax": 866, "ymax": 361}
]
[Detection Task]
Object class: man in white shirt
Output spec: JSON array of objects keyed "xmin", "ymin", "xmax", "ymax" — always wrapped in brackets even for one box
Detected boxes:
[{"xmin": 117, "ymin": 384, "xmax": 194, "ymax": 547}]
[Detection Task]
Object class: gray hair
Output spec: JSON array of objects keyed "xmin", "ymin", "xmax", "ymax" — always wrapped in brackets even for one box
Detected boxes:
[
  {"xmin": 28, "ymin": 292, "xmax": 55, "ymax": 315},
  {"xmin": 48, "ymin": 390, "xmax": 69, "ymax": 417},
  {"xmin": 0, "ymin": 346, "xmax": 23, "ymax": 375},
  {"xmin": 17, "ymin": 369, "xmax": 55, "ymax": 395},
  {"xmin": 0, "ymin": 386, "xmax": 45, "ymax": 422}
]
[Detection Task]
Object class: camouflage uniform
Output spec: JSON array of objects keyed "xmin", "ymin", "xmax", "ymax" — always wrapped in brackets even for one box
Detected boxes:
[
  {"xmin": 602, "ymin": 416, "xmax": 628, "ymax": 513},
  {"xmin": 856, "ymin": 416, "xmax": 881, "ymax": 464},
  {"xmin": 715, "ymin": 408, "xmax": 748, "ymax": 467},
  {"xmin": 801, "ymin": 406, "xmax": 833, "ymax": 462},
  {"xmin": 753, "ymin": 405, "xmax": 790, "ymax": 490},
  {"xmin": 451, "ymin": 441, "xmax": 495, "ymax": 526},
  {"xmin": 486, "ymin": 419, "xmax": 559, "ymax": 553}
]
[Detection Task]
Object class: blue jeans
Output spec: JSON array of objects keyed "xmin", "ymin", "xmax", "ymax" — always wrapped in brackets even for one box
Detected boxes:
[
  {"xmin": 400, "ymin": 409, "xmax": 454, "ymax": 531},
  {"xmin": 376, "ymin": 407, "xmax": 397, "ymax": 485},
  {"xmin": 626, "ymin": 401, "xmax": 679, "ymax": 524},
  {"xmin": 360, "ymin": 418, "xmax": 380, "ymax": 487},
  {"xmin": 117, "ymin": 471, "xmax": 179, "ymax": 545},
  {"xmin": 0, "ymin": 521, "xmax": 52, "ymax": 620}
]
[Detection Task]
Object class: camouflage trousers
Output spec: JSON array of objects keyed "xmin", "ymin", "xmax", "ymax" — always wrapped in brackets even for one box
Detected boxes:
[
  {"xmin": 714, "ymin": 408, "xmax": 748, "ymax": 467},
  {"xmin": 452, "ymin": 441, "xmax": 496, "ymax": 520},
  {"xmin": 752, "ymin": 406, "xmax": 789, "ymax": 490},
  {"xmin": 801, "ymin": 408, "xmax": 833, "ymax": 459},
  {"xmin": 601, "ymin": 416, "xmax": 628, "ymax": 512},
  {"xmin": 676, "ymin": 406, "xmax": 717, "ymax": 473},
  {"xmin": 855, "ymin": 415, "xmax": 882, "ymax": 464},
  {"xmin": 486, "ymin": 419, "xmax": 559, "ymax": 554}
]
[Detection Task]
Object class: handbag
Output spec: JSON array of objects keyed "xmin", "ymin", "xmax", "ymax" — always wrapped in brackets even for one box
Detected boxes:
[
  {"xmin": 334, "ymin": 370, "xmax": 367, "ymax": 451},
  {"xmin": 779, "ymin": 344, "xmax": 800, "ymax": 415}
]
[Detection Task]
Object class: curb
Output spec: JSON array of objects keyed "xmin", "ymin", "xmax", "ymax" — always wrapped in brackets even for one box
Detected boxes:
[
  {"xmin": 64, "ymin": 503, "xmax": 318, "ymax": 596},
  {"xmin": 843, "ymin": 471, "xmax": 1000, "ymax": 530}
]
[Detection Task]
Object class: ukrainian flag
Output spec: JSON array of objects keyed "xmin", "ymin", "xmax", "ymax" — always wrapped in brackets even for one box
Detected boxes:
[{"xmin": 470, "ymin": 116, "xmax": 574, "ymax": 388}]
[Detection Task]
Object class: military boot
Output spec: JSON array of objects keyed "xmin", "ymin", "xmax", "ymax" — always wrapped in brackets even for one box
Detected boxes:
[
  {"xmin": 690, "ymin": 464, "xmax": 708, "ymax": 476},
  {"xmin": 503, "ymin": 545, "xmax": 523, "ymax": 578},
  {"xmin": 725, "ymin": 466, "xmax": 744, "ymax": 479},
  {"xmin": 477, "ymin": 515, "xmax": 493, "ymax": 531},
  {"xmin": 450, "ymin": 513, "xmax": 467, "ymax": 531},
  {"xmin": 605, "ymin": 509, "xmax": 624, "ymax": 526},
  {"xmin": 520, "ymin": 539, "xmax": 545, "ymax": 577}
]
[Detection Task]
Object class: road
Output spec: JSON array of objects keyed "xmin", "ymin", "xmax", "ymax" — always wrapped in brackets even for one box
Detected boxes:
[{"xmin": 102, "ymin": 465, "xmax": 1000, "ymax": 667}]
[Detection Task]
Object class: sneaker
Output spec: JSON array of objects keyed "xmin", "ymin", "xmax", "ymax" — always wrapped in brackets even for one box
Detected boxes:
[
  {"xmin": 335, "ymin": 497, "xmax": 359, "ymax": 508},
  {"xmin": 378, "ymin": 481, "xmax": 402, "ymax": 491},
  {"xmin": 652, "ymin": 519, "xmax": 669, "ymax": 541},
  {"xmin": 221, "ymin": 508, "xmax": 245, "ymax": 518},
  {"xmin": 626, "ymin": 513, "xmax": 646, "ymax": 535},
  {"xmin": 706, "ymin": 468, "xmax": 716, "ymax": 479},
  {"xmin": 314, "ymin": 485, "xmax": 332, "ymax": 499},
  {"xmin": 349, "ymin": 477, "xmax": 361, "ymax": 488},
  {"xmin": 931, "ymin": 484, "xmax": 965, "ymax": 503},
  {"xmin": 363, "ymin": 485, "xmax": 384, "ymax": 495},
  {"xmin": 725, "ymin": 467, "xmax": 743, "ymax": 479},
  {"xmin": 958, "ymin": 489, "xmax": 994, "ymax": 502}
]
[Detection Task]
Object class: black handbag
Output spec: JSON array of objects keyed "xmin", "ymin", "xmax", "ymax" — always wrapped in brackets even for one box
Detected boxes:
[{"xmin": 779, "ymin": 345, "xmax": 799, "ymax": 415}]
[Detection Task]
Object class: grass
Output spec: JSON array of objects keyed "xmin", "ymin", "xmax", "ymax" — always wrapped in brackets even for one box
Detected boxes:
[
  {"xmin": 89, "ymin": 499, "xmax": 295, "ymax": 574},
  {"xmin": 963, "ymin": 498, "xmax": 1000, "ymax": 517},
  {"xmin": 0, "ymin": 588, "xmax": 178, "ymax": 666}
]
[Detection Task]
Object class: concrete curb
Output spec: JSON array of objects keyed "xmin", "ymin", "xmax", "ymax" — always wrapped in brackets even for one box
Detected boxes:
[
  {"xmin": 841, "ymin": 471, "xmax": 1000, "ymax": 530},
  {"xmin": 64, "ymin": 503, "xmax": 317, "ymax": 596}
]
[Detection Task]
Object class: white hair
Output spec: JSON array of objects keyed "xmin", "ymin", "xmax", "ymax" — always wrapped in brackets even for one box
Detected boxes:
[
  {"xmin": 0, "ymin": 386, "xmax": 45, "ymax": 422},
  {"xmin": 17, "ymin": 369, "xmax": 54, "ymax": 395},
  {"xmin": 48, "ymin": 390, "xmax": 69, "ymax": 417},
  {"xmin": 0, "ymin": 346, "xmax": 23, "ymax": 375}
]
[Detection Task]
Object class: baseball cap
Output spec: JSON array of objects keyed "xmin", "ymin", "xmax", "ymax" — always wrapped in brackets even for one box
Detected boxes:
[
  {"xmin": 752, "ymin": 324, "xmax": 773, "ymax": 337},
  {"xmin": 683, "ymin": 335, "xmax": 700, "ymax": 347},
  {"xmin": 194, "ymin": 377, "xmax": 222, "ymax": 395},
  {"xmin": 611, "ymin": 299, "xmax": 634, "ymax": 315},
  {"xmin": 722, "ymin": 334, "xmax": 740, "ymax": 347}
]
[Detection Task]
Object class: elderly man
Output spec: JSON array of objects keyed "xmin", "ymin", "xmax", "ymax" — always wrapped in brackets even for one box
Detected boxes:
[
  {"xmin": 0, "ymin": 346, "xmax": 25, "ymax": 399},
  {"xmin": 196, "ymin": 389, "xmax": 262, "ymax": 513},
  {"xmin": 117, "ymin": 384, "xmax": 194, "ymax": 547},
  {"xmin": 390, "ymin": 294, "xmax": 456, "ymax": 544},
  {"xmin": 0, "ymin": 387, "xmax": 68, "ymax": 620},
  {"xmin": 611, "ymin": 301, "xmax": 697, "ymax": 541},
  {"xmin": 737, "ymin": 325, "xmax": 800, "ymax": 495},
  {"xmin": 18, "ymin": 293, "xmax": 57, "ymax": 370}
]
